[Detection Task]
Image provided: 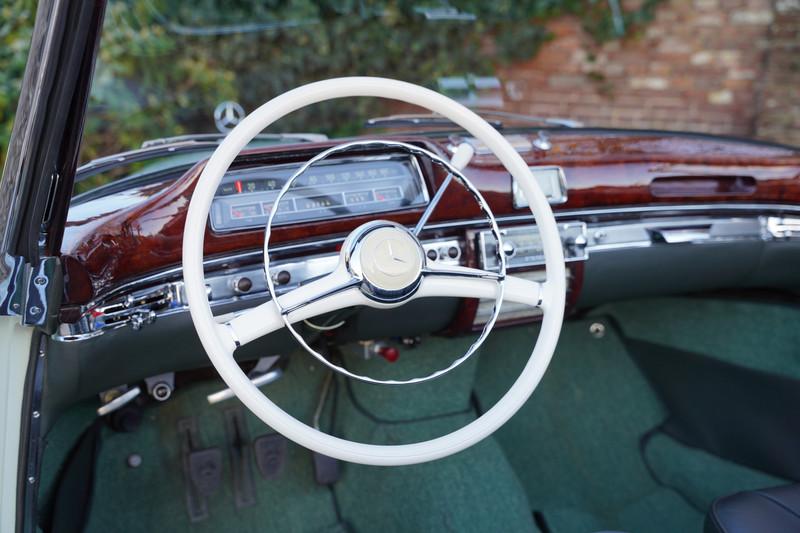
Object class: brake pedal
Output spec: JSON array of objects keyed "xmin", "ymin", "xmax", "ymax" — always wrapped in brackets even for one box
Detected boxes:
[{"xmin": 253, "ymin": 433, "xmax": 288, "ymax": 479}]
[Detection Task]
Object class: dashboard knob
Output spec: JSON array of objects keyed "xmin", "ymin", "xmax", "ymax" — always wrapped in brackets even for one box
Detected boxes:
[
  {"xmin": 232, "ymin": 276, "xmax": 253, "ymax": 294},
  {"xmin": 502, "ymin": 241, "xmax": 516, "ymax": 257},
  {"xmin": 447, "ymin": 246, "xmax": 460, "ymax": 259},
  {"xmin": 426, "ymin": 249, "xmax": 439, "ymax": 261},
  {"xmin": 566, "ymin": 235, "xmax": 588, "ymax": 249},
  {"xmin": 273, "ymin": 270, "xmax": 291, "ymax": 285}
]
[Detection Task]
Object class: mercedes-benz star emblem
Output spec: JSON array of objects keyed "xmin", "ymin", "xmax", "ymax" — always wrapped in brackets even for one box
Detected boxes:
[
  {"xmin": 214, "ymin": 101, "xmax": 245, "ymax": 133},
  {"xmin": 374, "ymin": 239, "xmax": 413, "ymax": 276}
]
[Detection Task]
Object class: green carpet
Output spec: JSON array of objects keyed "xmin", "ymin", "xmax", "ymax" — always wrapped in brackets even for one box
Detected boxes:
[
  {"xmin": 37, "ymin": 401, "xmax": 97, "ymax": 521},
  {"xmin": 39, "ymin": 296, "xmax": 798, "ymax": 532},
  {"xmin": 332, "ymin": 335, "xmax": 536, "ymax": 532},
  {"xmin": 595, "ymin": 296, "xmax": 800, "ymax": 378},
  {"xmin": 82, "ymin": 358, "xmax": 342, "ymax": 533},
  {"xmin": 642, "ymin": 432, "xmax": 789, "ymax": 511},
  {"xmin": 473, "ymin": 317, "xmax": 703, "ymax": 533},
  {"xmin": 42, "ymin": 335, "xmax": 536, "ymax": 533}
]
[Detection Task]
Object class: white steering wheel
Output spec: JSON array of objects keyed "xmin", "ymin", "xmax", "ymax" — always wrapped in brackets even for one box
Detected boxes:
[{"xmin": 183, "ymin": 77, "xmax": 566, "ymax": 465}]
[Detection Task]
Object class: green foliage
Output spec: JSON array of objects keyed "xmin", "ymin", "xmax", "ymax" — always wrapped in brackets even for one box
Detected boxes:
[
  {"xmin": 1, "ymin": 0, "xmax": 664, "ymax": 166},
  {"xmin": 0, "ymin": 0, "xmax": 36, "ymax": 166}
]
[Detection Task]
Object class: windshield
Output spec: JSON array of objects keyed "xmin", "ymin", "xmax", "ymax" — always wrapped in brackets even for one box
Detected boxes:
[
  {"xmin": 75, "ymin": 0, "xmax": 798, "ymax": 166},
  {"xmin": 78, "ymin": 0, "xmax": 630, "ymax": 163}
]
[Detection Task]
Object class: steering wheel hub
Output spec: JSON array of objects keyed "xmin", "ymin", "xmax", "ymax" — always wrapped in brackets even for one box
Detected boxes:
[{"xmin": 345, "ymin": 221, "xmax": 424, "ymax": 301}]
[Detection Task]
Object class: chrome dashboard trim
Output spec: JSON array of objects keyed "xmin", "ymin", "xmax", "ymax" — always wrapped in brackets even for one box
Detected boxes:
[
  {"xmin": 766, "ymin": 216, "xmax": 800, "ymax": 239},
  {"xmin": 511, "ymin": 165, "xmax": 568, "ymax": 208},
  {"xmin": 55, "ymin": 237, "xmax": 465, "ymax": 342},
  {"xmin": 64, "ymin": 203, "xmax": 800, "ymax": 318},
  {"xmin": 427, "ymin": 203, "xmax": 800, "ymax": 231}
]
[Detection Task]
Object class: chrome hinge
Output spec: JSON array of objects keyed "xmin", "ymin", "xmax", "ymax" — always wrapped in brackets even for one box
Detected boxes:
[
  {"xmin": 0, "ymin": 254, "xmax": 27, "ymax": 316},
  {"xmin": 22, "ymin": 256, "xmax": 62, "ymax": 333},
  {"xmin": 0, "ymin": 255, "xmax": 62, "ymax": 333}
]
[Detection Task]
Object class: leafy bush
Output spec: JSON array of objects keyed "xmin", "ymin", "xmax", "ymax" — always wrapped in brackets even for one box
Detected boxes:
[{"xmin": 1, "ymin": 0, "xmax": 662, "ymax": 165}]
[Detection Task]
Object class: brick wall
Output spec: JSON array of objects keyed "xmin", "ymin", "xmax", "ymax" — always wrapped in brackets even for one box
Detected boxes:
[
  {"xmin": 497, "ymin": 0, "xmax": 799, "ymax": 146},
  {"xmin": 754, "ymin": 0, "xmax": 800, "ymax": 144}
]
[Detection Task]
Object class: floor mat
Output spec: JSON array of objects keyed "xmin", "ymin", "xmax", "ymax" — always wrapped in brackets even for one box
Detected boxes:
[
  {"xmin": 330, "ymin": 335, "xmax": 537, "ymax": 532},
  {"xmin": 473, "ymin": 317, "xmax": 703, "ymax": 533},
  {"xmin": 332, "ymin": 410, "xmax": 536, "ymax": 533}
]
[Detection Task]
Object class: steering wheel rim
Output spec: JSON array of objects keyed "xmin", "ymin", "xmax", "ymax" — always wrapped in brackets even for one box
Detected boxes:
[{"xmin": 182, "ymin": 77, "xmax": 566, "ymax": 466}]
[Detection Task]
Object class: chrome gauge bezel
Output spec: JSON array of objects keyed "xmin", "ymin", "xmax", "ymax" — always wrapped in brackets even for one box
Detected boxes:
[{"xmin": 209, "ymin": 152, "xmax": 430, "ymax": 233}]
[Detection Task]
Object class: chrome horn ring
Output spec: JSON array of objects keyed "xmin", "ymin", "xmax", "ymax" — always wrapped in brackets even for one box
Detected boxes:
[{"xmin": 263, "ymin": 140, "xmax": 507, "ymax": 385}]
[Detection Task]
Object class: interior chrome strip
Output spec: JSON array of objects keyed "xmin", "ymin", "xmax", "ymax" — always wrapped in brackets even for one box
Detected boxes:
[
  {"xmin": 427, "ymin": 203, "xmax": 800, "ymax": 231},
  {"xmin": 70, "ymin": 203, "xmax": 800, "ymax": 313}
]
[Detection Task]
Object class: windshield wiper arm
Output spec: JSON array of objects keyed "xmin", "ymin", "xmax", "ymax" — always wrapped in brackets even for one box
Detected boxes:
[
  {"xmin": 365, "ymin": 111, "xmax": 582, "ymax": 130},
  {"xmin": 472, "ymin": 110, "xmax": 583, "ymax": 128},
  {"xmin": 140, "ymin": 132, "xmax": 326, "ymax": 148},
  {"xmin": 365, "ymin": 113, "xmax": 504, "ymax": 129}
]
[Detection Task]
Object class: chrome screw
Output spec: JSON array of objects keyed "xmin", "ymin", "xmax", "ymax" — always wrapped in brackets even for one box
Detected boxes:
[{"xmin": 589, "ymin": 322, "xmax": 606, "ymax": 339}]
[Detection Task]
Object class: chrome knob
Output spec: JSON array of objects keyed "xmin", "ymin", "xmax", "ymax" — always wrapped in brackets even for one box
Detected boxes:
[{"xmin": 231, "ymin": 276, "xmax": 253, "ymax": 294}]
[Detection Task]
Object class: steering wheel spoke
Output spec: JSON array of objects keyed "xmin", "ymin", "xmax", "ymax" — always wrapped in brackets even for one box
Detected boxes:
[
  {"xmin": 224, "ymin": 266, "xmax": 364, "ymax": 348},
  {"xmin": 419, "ymin": 263, "xmax": 543, "ymax": 308}
]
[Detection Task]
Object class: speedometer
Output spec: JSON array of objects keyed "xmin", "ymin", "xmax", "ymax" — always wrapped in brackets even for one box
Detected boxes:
[{"xmin": 209, "ymin": 154, "xmax": 429, "ymax": 232}]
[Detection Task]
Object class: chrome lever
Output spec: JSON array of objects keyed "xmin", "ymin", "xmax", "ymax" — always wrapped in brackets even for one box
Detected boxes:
[
  {"xmin": 206, "ymin": 355, "xmax": 282, "ymax": 404},
  {"xmin": 97, "ymin": 386, "xmax": 141, "ymax": 416}
]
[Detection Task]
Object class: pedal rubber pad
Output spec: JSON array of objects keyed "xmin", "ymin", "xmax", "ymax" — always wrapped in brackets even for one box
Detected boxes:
[
  {"xmin": 188, "ymin": 448, "xmax": 223, "ymax": 497},
  {"xmin": 312, "ymin": 452, "xmax": 340, "ymax": 486},
  {"xmin": 253, "ymin": 433, "xmax": 287, "ymax": 479}
]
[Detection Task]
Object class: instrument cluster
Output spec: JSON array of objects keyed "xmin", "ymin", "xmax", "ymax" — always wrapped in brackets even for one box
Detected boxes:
[{"xmin": 210, "ymin": 153, "xmax": 428, "ymax": 232}]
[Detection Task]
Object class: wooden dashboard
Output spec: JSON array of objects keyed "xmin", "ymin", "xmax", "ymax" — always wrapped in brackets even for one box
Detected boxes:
[{"xmin": 61, "ymin": 129, "xmax": 800, "ymax": 309}]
